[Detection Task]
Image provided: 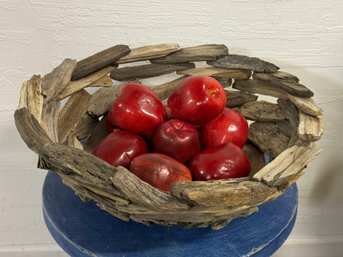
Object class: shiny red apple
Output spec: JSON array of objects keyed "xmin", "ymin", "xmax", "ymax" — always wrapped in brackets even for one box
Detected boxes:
[
  {"xmin": 153, "ymin": 119, "xmax": 201, "ymax": 163},
  {"xmin": 107, "ymin": 82, "xmax": 166, "ymax": 136},
  {"xmin": 201, "ymin": 108, "xmax": 249, "ymax": 148},
  {"xmin": 130, "ymin": 153, "xmax": 192, "ymax": 191},
  {"xmin": 92, "ymin": 129, "xmax": 148, "ymax": 168},
  {"xmin": 167, "ymin": 75, "xmax": 227, "ymax": 125},
  {"xmin": 189, "ymin": 143, "xmax": 251, "ymax": 181}
]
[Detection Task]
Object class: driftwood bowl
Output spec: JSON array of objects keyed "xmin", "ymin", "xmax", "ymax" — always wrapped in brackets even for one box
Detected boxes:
[{"xmin": 15, "ymin": 44, "xmax": 323, "ymax": 230}]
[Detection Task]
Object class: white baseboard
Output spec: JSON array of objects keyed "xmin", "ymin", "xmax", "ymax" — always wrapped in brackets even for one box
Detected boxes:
[{"xmin": 0, "ymin": 244, "xmax": 67, "ymax": 257}]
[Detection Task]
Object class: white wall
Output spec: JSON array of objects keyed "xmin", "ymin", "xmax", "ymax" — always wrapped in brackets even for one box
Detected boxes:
[{"xmin": 1, "ymin": 0, "xmax": 343, "ymax": 256}]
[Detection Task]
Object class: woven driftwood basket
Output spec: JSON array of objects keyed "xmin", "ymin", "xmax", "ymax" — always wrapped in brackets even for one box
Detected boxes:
[{"xmin": 15, "ymin": 44, "xmax": 323, "ymax": 230}]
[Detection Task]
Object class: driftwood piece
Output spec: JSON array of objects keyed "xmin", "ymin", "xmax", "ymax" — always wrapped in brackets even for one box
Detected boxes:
[
  {"xmin": 243, "ymin": 143, "xmax": 265, "ymax": 177},
  {"xmin": 18, "ymin": 75, "xmax": 44, "ymax": 123},
  {"xmin": 83, "ymin": 115, "xmax": 109, "ymax": 153},
  {"xmin": 269, "ymin": 71, "xmax": 299, "ymax": 83},
  {"xmin": 151, "ymin": 44, "xmax": 228, "ymax": 64},
  {"xmin": 274, "ymin": 120, "xmax": 293, "ymax": 138},
  {"xmin": 71, "ymin": 45, "xmax": 130, "ymax": 80},
  {"xmin": 233, "ymin": 79, "xmax": 288, "ymax": 99},
  {"xmin": 253, "ymin": 144, "xmax": 321, "ymax": 187},
  {"xmin": 177, "ymin": 67, "xmax": 251, "ymax": 80},
  {"xmin": 111, "ymin": 167, "xmax": 190, "ymax": 211},
  {"xmin": 253, "ymin": 72, "xmax": 314, "ymax": 97},
  {"xmin": 214, "ymin": 77, "xmax": 232, "ymax": 88},
  {"xmin": 171, "ymin": 179, "xmax": 279, "ymax": 207},
  {"xmin": 249, "ymin": 121, "xmax": 290, "ymax": 159},
  {"xmin": 59, "ymin": 173, "xmax": 130, "ymax": 221},
  {"xmin": 287, "ymin": 94, "xmax": 323, "ymax": 116},
  {"xmin": 129, "ymin": 206, "xmax": 258, "ymax": 227},
  {"xmin": 87, "ymin": 85, "xmax": 124, "ymax": 118},
  {"xmin": 42, "ymin": 59, "xmax": 76, "ymax": 142},
  {"xmin": 117, "ymin": 43, "xmax": 180, "ymax": 64},
  {"xmin": 298, "ymin": 111, "xmax": 324, "ymax": 142},
  {"xmin": 208, "ymin": 54, "xmax": 279, "ymax": 73},
  {"xmin": 58, "ymin": 90, "xmax": 92, "ymax": 144},
  {"xmin": 14, "ymin": 108, "xmax": 52, "ymax": 154},
  {"xmin": 277, "ymin": 99, "xmax": 299, "ymax": 128},
  {"xmin": 63, "ymin": 134, "xmax": 83, "ymax": 149},
  {"xmin": 276, "ymin": 99, "xmax": 300, "ymax": 146},
  {"xmin": 238, "ymin": 100, "xmax": 287, "ymax": 121},
  {"xmin": 91, "ymin": 75, "xmax": 113, "ymax": 87},
  {"xmin": 152, "ymin": 76, "xmax": 186, "ymax": 100},
  {"xmin": 57, "ymin": 66, "xmax": 114, "ymax": 100},
  {"xmin": 243, "ymin": 143, "xmax": 265, "ymax": 176},
  {"xmin": 110, "ymin": 63, "xmax": 195, "ymax": 81},
  {"xmin": 42, "ymin": 59, "xmax": 77, "ymax": 101},
  {"xmin": 15, "ymin": 108, "xmax": 116, "ymax": 185},
  {"xmin": 75, "ymin": 114, "xmax": 99, "ymax": 141},
  {"xmin": 226, "ymin": 90, "xmax": 258, "ymax": 108}
]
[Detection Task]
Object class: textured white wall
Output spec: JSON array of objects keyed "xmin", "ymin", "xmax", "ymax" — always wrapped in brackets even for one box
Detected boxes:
[{"xmin": 1, "ymin": 0, "xmax": 343, "ymax": 256}]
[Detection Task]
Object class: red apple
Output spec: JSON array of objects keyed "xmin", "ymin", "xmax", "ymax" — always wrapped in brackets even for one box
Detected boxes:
[
  {"xmin": 130, "ymin": 153, "xmax": 192, "ymax": 191},
  {"xmin": 153, "ymin": 119, "xmax": 201, "ymax": 163},
  {"xmin": 107, "ymin": 83, "xmax": 166, "ymax": 136},
  {"xmin": 189, "ymin": 143, "xmax": 251, "ymax": 181},
  {"xmin": 167, "ymin": 75, "xmax": 227, "ymax": 125},
  {"xmin": 201, "ymin": 108, "xmax": 249, "ymax": 148},
  {"xmin": 92, "ymin": 129, "xmax": 148, "ymax": 168}
]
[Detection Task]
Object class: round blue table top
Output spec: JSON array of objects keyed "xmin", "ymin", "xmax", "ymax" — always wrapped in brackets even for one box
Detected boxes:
[{"xmin": 43, "ymin": 171, "xmax": 297, "ymax": 257}]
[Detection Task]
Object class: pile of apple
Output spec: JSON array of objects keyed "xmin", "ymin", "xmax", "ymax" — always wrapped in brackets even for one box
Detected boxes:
[{"xmin": 92, "ymin": 75, "xmax": 251, "ymax": 191}]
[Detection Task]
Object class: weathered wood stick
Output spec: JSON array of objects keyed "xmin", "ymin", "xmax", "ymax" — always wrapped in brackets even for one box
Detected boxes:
[
  {"xmin": 233, "ymin": 79, "xmax": 288, "ymax": 99},
  {"xmin": 171, "ymin": 179, "xmax": 279, "ymax": 207},
  {"xmin": 57, "ymin": 66, "xmax": 115, "ymax": 100},
  {"xmin": 238, "ymin": 100, "xmax": 287, "ymax": 121},
  {"xmin": 287, "ymin": 94, "xmax": 323, "ymax": 116},
  {"xmin": 249, "ymin": 121, "xmax": 290, "ymax": 159},
  {"xmin": 151, "ymin": 44, "xmax": 228, "ymax": 64},
  {"xmin": 152, "ymin": 76, "xmax": 186, "ymax": 100},
  {"xmin": 18, "ymin": 75, "xmax": 44, "ymax": 124},
  {"xmin": 15, "ymin": 107, "xmax": 117, "ymax": 185},
  {"xmin": 226, "ymin": 90, "xmax": 258, "ymax": 108},
  {"xmin": 71, "ymin": 45, "xmax": 130, "ymax": 80},
  {"xmin": 214, "ymin": 77, "xmax": 232, "ymax": 88},
  {"xmin": 43, "ymin": 58, "xmax": 77, "ymax": 101},
  {"xmin": 129, "ymin": 206, "xmax": 257, "ymax": 225},
  {"xmin": 253, "ymin": 144, "xmax": 321, "ymax": 187},
  {"xmin": 60, "ymin": 178, "xmax": 130, "ymax": 221},
  {"xmin": 87, "ymin": 85, "xmax": 124, "ymax": 118},
  {"xmin": 243, "ymin": 143, "xmax": 265, "ymax": 177},
  {"xmin": 83, "ymin": 115, "xmax": 109, "ymax": 153},
  {"xmin": 74, "ymin": 114, "xmax": 99, "ymax": 141},
  {"xmin": 298, "ymin": 111, "xmax": 324, "ymax": 141},
  {"xmin": 117, "ymin": 43, "xmax": 180, "ymax": 64},
  {"xmin": 42, "ymin": 59, "xmax": 76, "ymax": 142},
  {"xmin": 60, "ymin": 173, "xmax": 127, "ymax": 204},
  {"xmin": 253, "ymin": 72, "xmax": 314, "ymax": 97},
  {"xmin": 276, "ymin": 99, "xmax": 301, "ymax": 146},
  {"xmin": 208, "ymin": 54, "xmax": 279, "ymax": 73},
  {"xmin": 277, "ymin": 99, "xmax": 299, "ymax": 129},
  {"xmin": 111, "ymin": 167, "xmax": 190, "ymax": 211},
  {"xmin": 91, "ymin": 75, "xmax": 113, "ymax": 87},
  {"xmin": 269, "ymin": 71, "xmax": 299, "ymax": 83},
  {"xmin": 14, "ymin": 108, "xmax": 52, "ymax": 154},
  {"xmin": 110, "ymin": 63, "xmax": 195, "ymax": 81},
  {"xmin": 177, "ymin": 67, "xmax": 251, "ymax": 79},
  {"xmin": 63, "ymin": 134, "xmax": 83, "ymax": 150},
  {"xmin": 273, "ymin": 120, "xmax": 300, "ymax": 147},
  {"xmin": 58, "ymin": 90, "xmax": 92, "ymax": 144}
]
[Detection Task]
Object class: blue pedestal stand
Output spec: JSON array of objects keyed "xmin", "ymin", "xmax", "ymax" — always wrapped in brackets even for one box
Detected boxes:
[{"xmin": 43, "ymin": 171, "xmax": 297, "ymax": 257}]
